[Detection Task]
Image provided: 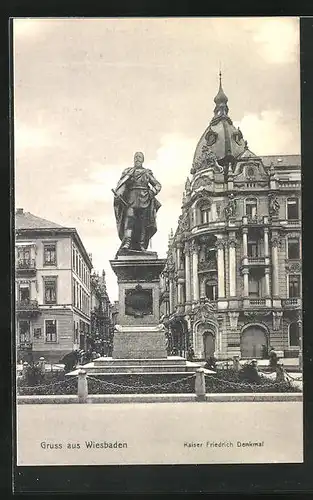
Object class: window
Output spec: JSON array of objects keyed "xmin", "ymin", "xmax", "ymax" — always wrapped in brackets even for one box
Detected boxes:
[
  {"xmin": 74, "ymin": 322, "xmax": 79, "ymax": 344},
  {"xmin": 44, "ymin": 278, "xmax": 57, "ymax": 304},
  {"xmin": 19, "ymin": 284, "xmax": 30, "ymax": 303},
  {"xmin": 249, "ymin": 277, "xmax": 260, "ymax": 297},
  {"xmin": 44, "ymin": 243, "xmax": 57, "ymax": 265},
  {"xmin": 205, "ymin": 283, "xmax": 218, "ymax": 300},
  {"xmin": 73, "ymin": 278, "xmax": 76, "ymax": 306},
  {"xmin": 45, "ymin": 320, "xmax": 57, "ymax": 342},
  {"xmin": 75, "ymin": 253, "xmax": 78, "ymax": 274},
  {"xmin": 200, "ymin": 204, "xmax": 211, "ymax": 224},
  {"xmin": 17, "ymin": 247, "xmax": 30, "ymax": 264},
  {"xmin": 247, "ymin": 240, "xmax": 258, "ymax": 258},
  {"xmin": 245, "ymin": 198, "xmax": 257, "ymax": 218},
  {"xmin": 206, "ymin": 246, "xmax": 216, "ymax": 261},
  {"xmin": 19, "ymin": 320, "xmax": 30, "ymax": 344},
  {"xmin": 288, "ymin": 275, "xmax": 301, "ymax": 298},
  {"xmin": 288, "ymin": 238, "xmax": 300, "ymax": 259},
  {"xmin": 72, "ymin": 248, "xmax": 75, "ymax": 270},
  {"xmin": 287, "ymin": 198, "xmax": 299, "ymax": 220},
  {"xmin": 289, "ymin": 322, "xmax": 300, "ymax": 347}
]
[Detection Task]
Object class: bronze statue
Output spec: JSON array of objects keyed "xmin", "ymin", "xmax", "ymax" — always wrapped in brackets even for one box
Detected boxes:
[{"xmin": 113, "ymin": 152, "xmax": 162, "ymax": 253}]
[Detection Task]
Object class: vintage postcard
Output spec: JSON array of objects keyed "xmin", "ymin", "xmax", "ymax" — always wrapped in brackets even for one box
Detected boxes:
[{"xmin": 13, "ymin": 17, "xmax": 303, "ymax": 469}]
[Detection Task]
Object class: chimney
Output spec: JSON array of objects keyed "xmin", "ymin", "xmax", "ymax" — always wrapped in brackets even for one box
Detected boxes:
[{"xmin": 16, "ymin": 208, "xmax": 24, "ymax": 215}]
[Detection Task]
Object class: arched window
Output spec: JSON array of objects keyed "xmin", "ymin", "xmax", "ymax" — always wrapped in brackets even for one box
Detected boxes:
[
  {"xmin": 289, "ymin": 322, "xmax": 299, "ymax": 347},
  {"xmin": 200, "ymin": 203, "xmax": 211, "ymax": 224},
  {"xmin": 245, "ymin": 197, "xmax": 257, "ymax": 218}
]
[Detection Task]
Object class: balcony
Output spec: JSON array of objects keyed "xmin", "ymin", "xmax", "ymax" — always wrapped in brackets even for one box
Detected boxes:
[
  {"xmin": 16, "ymin": 299, "xmax": 40, "ymax": 317},
  {"xmin": 17, "ymin": 342, "xmax": 32, "ymax": 350},
  {"xmin": 244, "ymin": 298, "xmax": 268, "ymax": 308},
  {"xmin": 16, "ymin": 259, "xmax": 36, "ymax": 275},
  {"xmin": 242, "ymin": 215, "xmax": 268, "ymax": 226},
  {"xmin": 282, "ymin": 298, "xmax": 302, "ymax": 309}
]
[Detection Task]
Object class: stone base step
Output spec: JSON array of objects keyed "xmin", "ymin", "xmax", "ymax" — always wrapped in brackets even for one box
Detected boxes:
[
  {"xmin": 93, "ymin": 356, "xmax": 187, "ymax": 367},
  {"xmin": 73, "ymin": 357, "xmax": 202, "ymax": 375}
]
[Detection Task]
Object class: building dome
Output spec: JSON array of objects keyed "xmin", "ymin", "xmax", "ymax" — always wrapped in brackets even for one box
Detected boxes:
[{"xmin": 191, "ymin": 73, "xmax": 246, "ymax": 174}]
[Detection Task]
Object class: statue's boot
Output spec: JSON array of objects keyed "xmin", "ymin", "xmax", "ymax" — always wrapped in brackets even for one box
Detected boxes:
[
  {"xmin": 121, "ymin": 229, "xmax": 132, "ymax": 249},
  {"xmin": 122, "ymin": 237, "xmax": 131, "ymax": 249}
]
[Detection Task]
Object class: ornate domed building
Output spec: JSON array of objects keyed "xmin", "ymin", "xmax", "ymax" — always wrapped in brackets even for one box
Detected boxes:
[{"xmin": 160, "ymin": 75, "xmax": 302, "ymax": 362}]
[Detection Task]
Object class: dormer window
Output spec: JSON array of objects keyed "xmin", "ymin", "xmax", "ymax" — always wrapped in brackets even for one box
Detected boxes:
[{"xmin": 245, "ymin": 198, "xmax": 257, "ymax": 218}]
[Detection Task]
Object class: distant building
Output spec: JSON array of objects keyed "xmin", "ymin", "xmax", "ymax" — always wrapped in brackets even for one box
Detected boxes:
[
  {"xmin": 160, "ymin": 78, "xmax": 302, "ymax": 361},
  {"xmin": 90, "ymin": 270, "xmax": 116, "ymax": 355},
  {"xmin": 15, "ymin": 208, "xmax": 93, "ymax": 362}
]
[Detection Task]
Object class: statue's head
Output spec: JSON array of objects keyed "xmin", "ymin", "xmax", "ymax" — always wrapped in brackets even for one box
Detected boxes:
[{"xmin": 134, "ymin": 151, "xmax": 144, "ymax": 167}]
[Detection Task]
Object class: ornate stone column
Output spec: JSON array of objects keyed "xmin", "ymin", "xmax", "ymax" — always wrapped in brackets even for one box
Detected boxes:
[
  {"xmin": 264, "ymin": 227, "xmax": 269, "ymax": 257},
  {"xmin": 191, "ymin": 240, "xmax": 200, "ymax": 303},
  {"xmin": 271, "ymin": 234, "xmax": 279, "ymax": 297},
  {"xmin": 169, "ymin": 271, "xmax": 174, "ymax": 314},
  {"xmin": 264, "ymin": 267, "xmax": 270, "ymax": 297},
  {"xmin": 228, "ymin": 233, "xmax": 237, "ymax": 297},
  {"xmin": 242, "ymin": 267, "xmax": 249, "ymax": 297},
  {"xmin": 176, "ymin": 243, "xmax": 182, "ymax": 270},
  {"xmin": 200, "ymin": 277, "xmax": 206, "ymax": 298},
  {"xmin": 242, "ymin": 227, "xmax": 248, "ymax": 257},
  {"xmin": 184, "ymin": 242, "xmax": 192, "ymax": 311},
  {"xmin": 216, "ymin": 239, "xmax": 225, "ymax": 298}
]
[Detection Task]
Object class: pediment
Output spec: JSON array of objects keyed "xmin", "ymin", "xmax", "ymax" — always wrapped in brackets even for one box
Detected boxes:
[{"xmin": 233, "ymin": 159, "xmax": 269, "ymax": 184}]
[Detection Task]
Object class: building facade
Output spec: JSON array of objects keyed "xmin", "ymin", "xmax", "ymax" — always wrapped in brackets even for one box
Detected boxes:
[
  {"xmin": 89, "ymin": 270, "xmax": 115, "ymax": 355},
  {"xmin": 160, "ymin": 78, "xmax": 302, "ymax": 361},
  {"xmin": 15, "ymin": 209, "xmax": 93, "ymax": 362}
]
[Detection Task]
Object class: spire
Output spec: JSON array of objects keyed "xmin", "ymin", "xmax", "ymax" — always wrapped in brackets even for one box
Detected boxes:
[{"xmin": 212, "ymin": 71, "xmax": 229, "ymax": 122}]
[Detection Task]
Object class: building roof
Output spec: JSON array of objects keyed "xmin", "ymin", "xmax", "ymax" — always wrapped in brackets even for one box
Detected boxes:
[
  {"xmin": 260, "ymin": 155, "xmax": 301, "ymax": 168},
  {"xmin": 15, "ymin": 208, "xmax": 93, "ymax": 269},
  {"xmin": 15, "ymin": 208, "xmax": 65, "ymax": 230}
]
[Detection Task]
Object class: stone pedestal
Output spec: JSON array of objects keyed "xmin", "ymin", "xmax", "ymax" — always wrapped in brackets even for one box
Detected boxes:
[
  {"xmin": 69, "ymin": 251, "xmax": 202, "ymax": 380},
  {"xmin": 110, "ymin": 251, "xmax": 167, "ymax": 359},
  {"xmin": 113, "ymin": 325, "xmax": 167, "ymax": 359}
]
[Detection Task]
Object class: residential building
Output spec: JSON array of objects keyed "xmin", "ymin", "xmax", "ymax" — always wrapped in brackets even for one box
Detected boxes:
[
  {"xmin": 89, "ymin": 270, "xmax": 115, "ymax": 355},
  {"xmin": 15, "ymin": 208, "xmax": 93, "ymax": 362},
  {"xmin": 160, "ymin": 78, "xmax": 302, "ymax": 360}
]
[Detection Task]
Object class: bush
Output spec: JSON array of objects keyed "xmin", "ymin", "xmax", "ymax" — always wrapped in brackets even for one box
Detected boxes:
[{"xmin": 16, "ymin": 369, "xmax": 301, "ymax": 395}]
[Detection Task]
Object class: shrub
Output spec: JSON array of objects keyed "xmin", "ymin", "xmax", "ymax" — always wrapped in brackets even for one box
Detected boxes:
[{"xmin": 16, "ymin": 368, "xmax": 301, "ymax": 395}]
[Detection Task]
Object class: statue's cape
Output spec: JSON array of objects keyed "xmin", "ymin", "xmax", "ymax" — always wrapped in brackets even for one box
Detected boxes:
[{"xmin": 113, "ymin": 167, "xmax": 161, "ymax": 245}]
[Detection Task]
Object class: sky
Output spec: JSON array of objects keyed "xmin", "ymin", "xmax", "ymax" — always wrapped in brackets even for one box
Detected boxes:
[{"xmin": 13, "ymin": 17, "xmax": 300, "ymax": 301}]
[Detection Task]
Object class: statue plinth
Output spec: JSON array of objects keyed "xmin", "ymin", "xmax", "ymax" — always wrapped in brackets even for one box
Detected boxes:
[{"xmin": 110, "ymin": 253, "xmax": 167, "ymax": 359}]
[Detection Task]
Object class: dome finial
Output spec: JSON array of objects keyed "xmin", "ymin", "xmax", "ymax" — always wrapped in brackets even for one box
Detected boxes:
[{"xmin": 212, "ymin": 70, "xmax": 229, "ymax": 122}]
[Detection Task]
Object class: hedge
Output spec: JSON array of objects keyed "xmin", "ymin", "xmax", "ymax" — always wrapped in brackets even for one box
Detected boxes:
[{"xmin": 17, "ymin": 369, "xmax": 301, "ymax": 395}]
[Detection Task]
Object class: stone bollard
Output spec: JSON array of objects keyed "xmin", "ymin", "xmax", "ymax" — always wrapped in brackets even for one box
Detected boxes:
[
  {"xmin": 77, "ymin": 369, "xmax": 88, "ymax": 403},
  {"xmin": 195, "ymin": 368, "xmax": 206, "ymax": 401},
  {"xmin": 233, "ymin": 356, "xmax": 240, "ymax": 373},
  {"xmin": 39, "ymin": 357, "xmax": 45, "ymax": 375}
]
